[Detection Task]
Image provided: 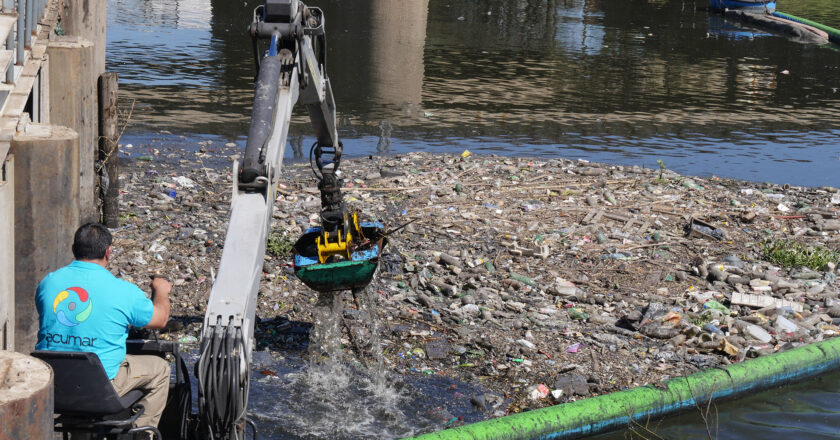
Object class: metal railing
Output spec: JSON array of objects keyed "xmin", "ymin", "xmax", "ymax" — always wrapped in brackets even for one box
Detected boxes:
[{"xmin": 2, "ymin": 0, "xmax": 49, "ymax": 84}]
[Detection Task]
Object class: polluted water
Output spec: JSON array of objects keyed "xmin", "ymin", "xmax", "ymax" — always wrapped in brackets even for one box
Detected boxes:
[{"xmin": 245, "ymin": 288, "xmax": 491, "ymax": 439}]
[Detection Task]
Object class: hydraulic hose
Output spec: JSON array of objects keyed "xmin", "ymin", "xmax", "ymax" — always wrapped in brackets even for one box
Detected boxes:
[
  {"xmin": 241, "ymin": 55, "xmax": 283, "ymax": 184},
  {"xmin": 198, "ymin": 318, "xmax": 249, "ymax": 439}
]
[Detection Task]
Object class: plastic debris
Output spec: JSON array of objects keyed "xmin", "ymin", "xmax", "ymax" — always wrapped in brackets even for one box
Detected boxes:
[
  {"xmin": 719, "ymin": 338, "xmax": 739, "ymax": 356},
  {"xmin": 112, "ymin": 150, "xmax": 840, "ymax": 410},
  {"xmin": 567, "ymin": 343, "xmax": 584, "ymax": 353},
  {"xmin": 685, "ymin": 218, "xmax": 726, "ymax": 241},
  {"xmin": 702, "ymin": 300, "xmax": 731, "ymax": 315},
  {"xmin": 744, "ymin": 323, "xmax": 773, "ymax": 343},
  {"xmin": 509, "ymin": 272, "xmax": 537, "ymax": 287},
  {"xmin": 731, "ymin": 292, "xmax": 804, "ymax": 313},
  {"xmin": 528, "ymin": 384, "xmax": 550, "ymax": 400}
]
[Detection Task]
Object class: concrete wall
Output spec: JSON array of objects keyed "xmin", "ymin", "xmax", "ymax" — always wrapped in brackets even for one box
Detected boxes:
[
  {"xmin": 11, "ymin": 125, "xmax": 80, "ymax": 352},
  {"xmin": 47, "ymin": 37, "xmax": 97, "ymax": 224},
  {"xmin": 58, "ymin": 0, "xmax": 108, "ymax": 224},
  {"xmin": 0, "ymin": 154, "xmax": 13, "ymax": 351},
  {"xmin": 60, "ymin": 0, "xmax": 106, "ymax": 78},
  {"xmin": 0, "ymin": 0, "xmax": 105, "ymax": 353}
]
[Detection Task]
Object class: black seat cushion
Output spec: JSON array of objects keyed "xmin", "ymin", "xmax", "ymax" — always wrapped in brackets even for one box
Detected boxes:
[{"xmin": 31, "ymin": 350, "xmax": 143, "ymax": 416}]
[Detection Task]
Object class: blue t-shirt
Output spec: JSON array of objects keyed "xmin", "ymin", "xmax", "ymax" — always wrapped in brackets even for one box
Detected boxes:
[{"xmin": 35, "ymin": 260, "xmax": 154, "ymax": 379}]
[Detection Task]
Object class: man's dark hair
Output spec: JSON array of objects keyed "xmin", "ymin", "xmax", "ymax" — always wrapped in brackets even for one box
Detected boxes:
[{"xmin": 72, "ymin": 222, "xmax": 112, "ymax": 260}]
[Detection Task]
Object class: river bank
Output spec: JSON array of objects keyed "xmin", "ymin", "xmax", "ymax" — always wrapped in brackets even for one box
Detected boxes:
[{"xmin": 110, "ymin": 147, "xmax": 840, "ymax": 427}]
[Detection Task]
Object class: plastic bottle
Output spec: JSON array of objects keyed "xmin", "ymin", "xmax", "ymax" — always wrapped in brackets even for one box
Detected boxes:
[{"xmin": 745, "ymin": 323, "xmax": 772, "ymax": 343}]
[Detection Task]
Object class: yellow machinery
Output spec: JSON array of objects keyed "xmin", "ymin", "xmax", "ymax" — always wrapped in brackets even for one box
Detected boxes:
[{"xmin": 315, "ymin": 212, "xmax": 361, "ymax": 263}]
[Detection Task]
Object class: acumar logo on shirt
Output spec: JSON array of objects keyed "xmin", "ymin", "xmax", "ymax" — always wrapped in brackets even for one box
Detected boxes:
[{"xmin": 52, "ymin": 286, "xmax": 93, "ymax": 327}]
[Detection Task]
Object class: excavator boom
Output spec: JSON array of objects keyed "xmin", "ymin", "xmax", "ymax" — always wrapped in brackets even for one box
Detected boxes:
[{"xmin": 196, "ymin": 1, "xmax": 340, "ymax": 438}]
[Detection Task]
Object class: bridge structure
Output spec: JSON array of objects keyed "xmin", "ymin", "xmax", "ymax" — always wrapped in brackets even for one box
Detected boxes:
[
  {"xmin": 0, "ymin": 0, "xmax": 109, "ymax": 355},
  {"xmin": 1, "ymin": 1, "xmax": 112, "ymax": 437}
]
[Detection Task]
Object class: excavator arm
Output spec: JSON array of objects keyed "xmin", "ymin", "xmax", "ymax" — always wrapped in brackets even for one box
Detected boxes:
[{"xmin": 196, "ymin": 1, "xmax": 342, "ymax": 438}]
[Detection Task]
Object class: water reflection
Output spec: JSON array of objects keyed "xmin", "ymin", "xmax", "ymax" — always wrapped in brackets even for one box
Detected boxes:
[
  {"xmin": 556, "ymin": 0, "xmax": 605, "ymax": 55},
  {"xmin": 369, "ymin": 0, "xmax": 428, "ymax": 113},
  {"xmin": 108, "ymin": 0, "xmax": 840, "ymax": 186}
]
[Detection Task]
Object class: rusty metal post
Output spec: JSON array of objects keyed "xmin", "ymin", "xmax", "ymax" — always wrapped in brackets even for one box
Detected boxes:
[
  {"xmin": 0, "ymin": 350, "xmax": 54, "ymax": 440},
  {"xmin": 98, "ymin": 72, "xmax": 118, "ymax": 227}
]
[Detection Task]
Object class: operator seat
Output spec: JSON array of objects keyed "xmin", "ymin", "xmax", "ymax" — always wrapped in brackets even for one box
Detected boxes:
[{"xmin": 31, "ymin": 350, "xmax": 161, "ymax": 439}]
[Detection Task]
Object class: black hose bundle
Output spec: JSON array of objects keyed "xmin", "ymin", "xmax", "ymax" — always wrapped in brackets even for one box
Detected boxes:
[{"xmin": 197, "ymin": 317, "xmax": 250, "ymax": 439}]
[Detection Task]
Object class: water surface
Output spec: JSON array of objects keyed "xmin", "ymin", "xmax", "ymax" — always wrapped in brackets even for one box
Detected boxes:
[
  {"xmin": 594, "ymin": 370, "xmax": 840, "ymax": 439},
  {"xmin": 108, "ymin": 0, "xmax": 840, "ymax": 187}
]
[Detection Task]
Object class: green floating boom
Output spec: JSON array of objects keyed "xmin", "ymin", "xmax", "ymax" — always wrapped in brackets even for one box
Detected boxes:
[
  {"xmin": 405, "ymin": 337, "xmax": 840, "ymax": 440},
  {"xmin": 773, "ymin": 11, "xmax": 840, "ymax": 44}
]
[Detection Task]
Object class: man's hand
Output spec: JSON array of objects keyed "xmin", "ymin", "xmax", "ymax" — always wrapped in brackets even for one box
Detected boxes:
[
  {"xmin": 146, "ymin": 276, "xmax": 172, "ymax": 329},
  {"xmin": 150, "ymin": 276, "xmax": 172, "ymax": 296}
]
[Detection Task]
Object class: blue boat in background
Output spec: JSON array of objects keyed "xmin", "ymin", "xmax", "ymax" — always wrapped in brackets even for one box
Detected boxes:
[{"xmin": 710, "ymin": 0, "xmax": 776, "ymax": 12}]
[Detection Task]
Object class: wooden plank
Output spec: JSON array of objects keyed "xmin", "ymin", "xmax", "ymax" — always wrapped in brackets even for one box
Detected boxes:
[{"xmin": 99, "ymin": 72, "xmax": 119, "ymax": 227}]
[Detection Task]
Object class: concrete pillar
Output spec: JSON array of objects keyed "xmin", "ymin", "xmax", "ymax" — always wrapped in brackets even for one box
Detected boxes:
[
  {"xmin": 47, "ymin": 37, "xmax": 96, "ymax": 223},
  {"xmin": 59, "ymin": 0, "xmax": 106, "ymax": 77},
  {"xmin": 0, "ymin": 350, "xmax": 53, "ymax": 440},
  {"xmin": 0, "ymin": 153, "xmax": 13, "ymax": 351},
  {"xmin": 12, "ymin": 125, "xmax": 79, "ymax": 352},
  {"xmin": 369, "ymin": 0, "xmax": 429, "ymax": 111}
]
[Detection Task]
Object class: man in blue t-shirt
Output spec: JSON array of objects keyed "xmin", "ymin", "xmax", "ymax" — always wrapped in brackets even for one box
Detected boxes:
[{"xmin": 36, "ymin": 222, "xmax": 172, "ymax": 430}]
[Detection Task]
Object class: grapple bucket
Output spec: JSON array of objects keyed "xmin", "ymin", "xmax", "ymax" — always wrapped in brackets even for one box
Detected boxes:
[{"xmin": 293, "ymin": 222, "xmax": 387, "ymax": 292}]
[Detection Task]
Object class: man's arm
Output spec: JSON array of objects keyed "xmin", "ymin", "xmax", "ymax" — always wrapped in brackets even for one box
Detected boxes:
[{"xmin": 145, "ymin": 277, "xmax": 172, "ymax": 329}]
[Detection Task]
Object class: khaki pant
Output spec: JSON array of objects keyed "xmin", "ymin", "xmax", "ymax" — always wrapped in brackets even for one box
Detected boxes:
[{"xmin": 111, "ymin": 354, "xmax": 170, "ymax": 429}]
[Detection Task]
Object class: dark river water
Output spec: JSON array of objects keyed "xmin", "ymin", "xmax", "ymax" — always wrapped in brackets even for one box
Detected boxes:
[
  {"xmin": 108, "ymin": 0, "xmax": 840, "ymax": 187},
  {"xmin": 107, "ymin": 0, "xmax": 840, "ymax": 438},
  {"xmin": 593, "ymin": 369, "xmax": 840, "ymax": 440}
]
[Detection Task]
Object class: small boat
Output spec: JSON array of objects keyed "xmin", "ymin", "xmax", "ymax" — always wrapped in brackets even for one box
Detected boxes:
[
  {"xmin": 709, "ymin": 0, "xmax": 776, "ymax": 12},
  {"xmin": 293, "ymin": 221, "xmax": 387, "ymax": 292}
]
